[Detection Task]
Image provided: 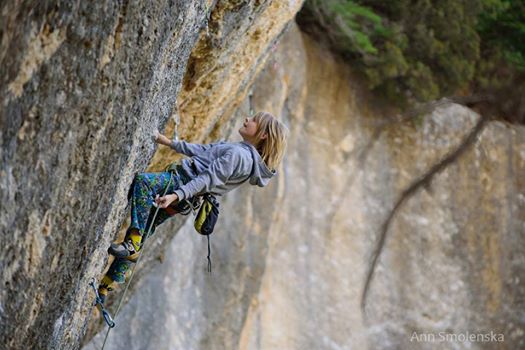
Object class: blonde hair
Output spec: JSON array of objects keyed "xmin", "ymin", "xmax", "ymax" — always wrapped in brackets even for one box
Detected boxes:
[{"xmin": 252, "ymin": 111, "xmax": 289, "ymax": 171}]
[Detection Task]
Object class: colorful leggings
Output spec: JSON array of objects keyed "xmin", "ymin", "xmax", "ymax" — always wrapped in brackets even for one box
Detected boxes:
[{"xmin": 105, "ymin": 170, "xmax": 192, "ymax": 284}]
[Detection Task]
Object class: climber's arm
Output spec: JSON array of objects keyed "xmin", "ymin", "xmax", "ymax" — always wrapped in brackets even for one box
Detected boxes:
[
  {"xmin": 155, "ymin": 132, "xmax": 173, "ymax": 147},
  {"xmin": 154, "ymin": 132, "xmax": 221, "ymax": 156},
  {"xmin": 170, "ymin": 140, "xmax": 217, "ymax": 157},
  {"xmin": 173, "ymin": 151, "xmax": 236, "ymax": 200}
]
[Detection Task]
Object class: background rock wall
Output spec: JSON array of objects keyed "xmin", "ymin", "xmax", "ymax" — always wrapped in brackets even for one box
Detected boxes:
[{"xmin": 85, "ymin": 22, "xmax": 525, "ymax": 350}]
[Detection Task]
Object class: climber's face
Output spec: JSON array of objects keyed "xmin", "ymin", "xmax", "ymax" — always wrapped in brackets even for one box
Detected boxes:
[{"xmin": 239, "ymin": 116, "xmax": 260, "ymax": 143}]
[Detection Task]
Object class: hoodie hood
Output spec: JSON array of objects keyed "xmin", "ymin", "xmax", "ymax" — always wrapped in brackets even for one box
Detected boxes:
[{"xmin": 239, "ymin": 141, "xmax": 276, "ymax": 187}]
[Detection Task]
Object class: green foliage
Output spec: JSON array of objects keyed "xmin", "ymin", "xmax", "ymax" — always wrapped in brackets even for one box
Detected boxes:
[
  {"xmin": 298, "ymin": 0, "xmax": 525, "ymax": 117},
  {"xmin": 320, "ymin": 0, "xmax": 389, "ymax": 55},
  {"xmin": 477, "ymin": 0, "xmax": 525, "ymax": 69}
]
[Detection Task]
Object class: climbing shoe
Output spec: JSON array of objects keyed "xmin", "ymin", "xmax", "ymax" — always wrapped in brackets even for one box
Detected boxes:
[
  {"xmin": 108, "ymin": 239, "xmax": 139, "ymax": 258},
  {"xmin": 108, "ymin": 231, "xmax": 142, "ymax": 258}
]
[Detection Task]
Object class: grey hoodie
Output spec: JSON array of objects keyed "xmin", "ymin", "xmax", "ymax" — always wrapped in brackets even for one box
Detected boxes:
[{"xmin": 170, "ymin": 140, "xmax": 276, "ymax": 201}]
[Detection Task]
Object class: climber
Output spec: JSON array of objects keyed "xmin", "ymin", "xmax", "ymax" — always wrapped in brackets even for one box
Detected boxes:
[{"xmin": 97, "ymin": 111, "xmax": 289, "ymax": 303}]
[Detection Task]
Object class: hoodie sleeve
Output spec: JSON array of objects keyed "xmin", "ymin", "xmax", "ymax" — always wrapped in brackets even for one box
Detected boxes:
[
  {"xmin": 173, "ymin": 151, "xmax": 237, "ymax": 200},
  {"xmin": 170, "ymin": 140, "xmax": 223, "ymax": 157}
]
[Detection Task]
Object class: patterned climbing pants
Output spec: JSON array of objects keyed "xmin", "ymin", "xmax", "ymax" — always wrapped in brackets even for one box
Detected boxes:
[{"xmin": 105, "ymin": 168, "xmax": 192, "ymax": 284}]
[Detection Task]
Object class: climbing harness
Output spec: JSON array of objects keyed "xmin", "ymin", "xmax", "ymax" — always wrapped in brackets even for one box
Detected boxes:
[
  {"xmin": 97, "ymin": 172, "xmax": 175, "ymax": 350},
  {"xmin": 89, "ymin": 278, "xmax": 115, "ymax": 328}
]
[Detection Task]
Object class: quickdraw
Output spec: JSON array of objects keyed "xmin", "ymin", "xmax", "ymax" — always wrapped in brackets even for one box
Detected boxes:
[{"xmin": 89, "ymin": 278, "xmax": 115, "ymax": 328}]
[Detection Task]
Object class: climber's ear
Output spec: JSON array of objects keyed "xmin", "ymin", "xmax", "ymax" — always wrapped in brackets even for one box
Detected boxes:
[{"xmin": 260, "ymin": 132, "xmax": 268, "ymax": 140}]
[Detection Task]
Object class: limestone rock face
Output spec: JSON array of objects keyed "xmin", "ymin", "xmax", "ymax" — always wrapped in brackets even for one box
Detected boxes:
[
  {"xmin": 85, "ymin": 23, "xmax": 525, "ymax": 350},
  {"xmin": 1, "ymin": 2, "xmax": 207, "ymax": 348}
]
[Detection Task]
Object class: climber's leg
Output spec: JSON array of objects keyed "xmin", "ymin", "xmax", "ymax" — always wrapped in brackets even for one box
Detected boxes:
[
  {"xmin": 104, "ymin": 257, "xmax": 134, "ymax": 286},
  {"xmin": 96, "ymin": 256, "xmax": 133, "ymax": 306},
  {"xmin": 109, "ymin": 172, "xmax": 180, "ymax": 258},
  {"xmin": 128, "ymin": 172, "xmax": 180, "ymax": 238},
  {"xmin": 123, "ymin": 206, "xmax": 174, "ymax": 255},
  {"xmin": 100, "ymin": 207, "xmax": 177, "ymax": 297},
  {"xmin": 101, "ymin": 169, "xmax": 193, "ymax": 303}
]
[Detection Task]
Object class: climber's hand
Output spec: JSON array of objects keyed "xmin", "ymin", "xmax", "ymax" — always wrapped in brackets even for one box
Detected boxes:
[
  {"xmin": 154, "ymin": 193, "xmax": 179, "ymax": 208},
  {"xmin": 154, "ymin": 131, "xmax": 173, "ymax": 146},
  {"xmin": 151, "ymin": 129, "xmax": 160, "ymax": 142}
]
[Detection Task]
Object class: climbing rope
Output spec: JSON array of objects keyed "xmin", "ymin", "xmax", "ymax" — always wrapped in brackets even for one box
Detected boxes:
[
  {"xmin": 203, "ymin": 1, "xmax": 215, "ymax": 38},
  {"xmin": 172, "ymin": 109, "xmax": 180, "ymax": 142},
  {"xmin": 248, "ymin": 88, "xmax": 254, "ymax": 116},
  {"xmin": 204, "ymin": 2, "xmax": 210, "ymax": 37},
  {"xmin": 99, "ymin": 172, "xmax": 175, "ymax": 350}
]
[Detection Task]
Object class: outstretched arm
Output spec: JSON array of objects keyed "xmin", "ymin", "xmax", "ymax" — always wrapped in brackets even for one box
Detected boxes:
[
  {"xmin": 153, "ymin": 131, "xmax": 222, "ymax": 157},
  {"xmin": 170, "ymin": 140, "xmax": 218, "ymax": 157}
]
